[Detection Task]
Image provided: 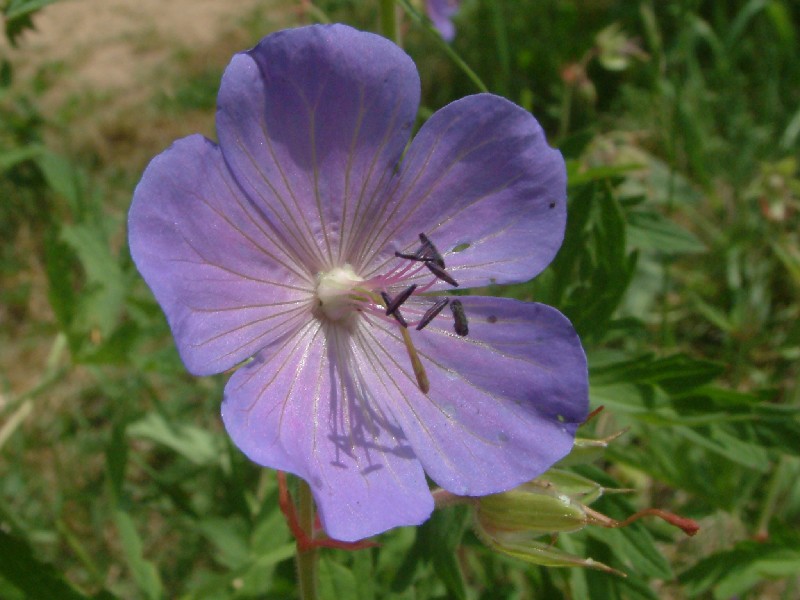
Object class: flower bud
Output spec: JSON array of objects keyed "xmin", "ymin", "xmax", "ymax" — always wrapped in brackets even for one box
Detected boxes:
[
  {"xmin": 536, "ymin": 468, "xmax": 618, "ymax": 505},
  {"xmin": 473, "ymin": 483, "xmax": 621, "ymax": 575},
  {"xmin": 476, "ymin": 482, "xmax": 589, "ymax": 536}
]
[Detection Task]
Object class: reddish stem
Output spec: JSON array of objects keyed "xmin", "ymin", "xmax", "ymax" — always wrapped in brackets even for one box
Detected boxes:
[
  {"xmin": 585, "ymin": 505, "xmax": 699, "ymax": 537},
  {"xmin": 584, "ymin": 405, "xmax": 605, "ymax": 424},
  {"xmin": 616, "ymin": 508, "xmax": 700, "ymax": 537},
  {"xmin": 277, "ymin": 471, "xmax": 379, "ymax": 551}
]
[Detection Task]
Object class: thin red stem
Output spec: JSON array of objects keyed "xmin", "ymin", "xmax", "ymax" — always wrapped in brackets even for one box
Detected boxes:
[{"xmin": 277, "ymin": 471, "xmax": 379, "ymax": 551}]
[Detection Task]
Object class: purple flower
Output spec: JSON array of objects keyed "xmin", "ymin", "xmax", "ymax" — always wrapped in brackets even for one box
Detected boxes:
[
  {"xmin": 128, "ymin": 24, "xmax": 588, "ymax": 542},
  {"xmin": 426, "ymin": 0, "xmax": 461, "ymax": 41}
]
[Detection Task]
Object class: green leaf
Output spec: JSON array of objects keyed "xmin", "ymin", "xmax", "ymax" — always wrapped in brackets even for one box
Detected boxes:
[
  {"xmin": 589, "ymin": 382, "xmax": 652, "ymax": 414},
  {"xmin": 105, "ymin": 422, "xmax": 128, "ymax": 501},
  {"xmin": 587, "ymin": 563, "xmax": 660, "ymax": 600},
  {"xmin": 0, "ymin": 530, "xmax": 117, "ymax": 600},
  {"xmin": 47, "ymin": 214, "xmax": 135, "ymax": 365},
  {"xmin": 590, "ymin": 353, "xmax": 724, "ymax": 394},
  {"xmin": 680, "ymin": 538, "xmax": 800, "ymax": 598},
  {"xmin": 567, "ymin": 162, "xmax": 641, "ymax": 186},
  {"xmin": 351, "ymin": 550, "xmax": 376, "ymax": 600},
  {"xmin": 673, "ymin": 425, "xmax": 771, "ymax": 472},
  {"xmin": 43, "ymin": 225, "xmax": 77, "ymax": 334},
  {"xmin": 390, "ymin": 506, "xmax": 468, "ymax": 597},
  {"xmin": 690, "ymin": 292, "xmax": 735, "ymax": 332},
  {"xmin": 5, "ymin": 0, "xmax": 59, "ymax": 19},
  {"xmin": 584, "ymin": 520, "xmax": 672, "ymax": 581},
  {"xmin": 112, "ymin": 510, "xmax": 163, "ymax": 600},
  {"xmin": 420, "ymin": 506, "xmax": 469, "ymax": 600},
  {"xmin": 197, "ymin": 517, "xmax": 251, "ymax": 569},
  {"xmin": 4, "ymin": 0, "xmax": 59, "ymax": 43},
  {"xmin": 0, "ymin": 144, "xmax": 41, "ymax": 171},
  {"xmin": 34, "ymin": 150, "xmax": 86, "ymax": 217},
  {"xmin": 318, "ymin": 555, "xmax": 359, "ymax": 599},
  {"xmin": 127, "ymin": 412, "xmax": 225, "ymax": 467},
  {"xmin": 562, "ymin": 184, "xmax": 640, "ymax": 340},
  {"xmin": 234, "ymin": 543, "xmax": 295, "ymax": 596},
  {"xmin": 626, "ymin": 210, "xmax": 705, "ymax": 254},
  {"xmin": 63, "ymin": 221, "xmax": 120, "ymax": 278}
]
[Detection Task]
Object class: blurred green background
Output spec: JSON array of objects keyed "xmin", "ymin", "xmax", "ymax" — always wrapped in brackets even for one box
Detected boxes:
[{"xmin": 1, "ymin": 0, "xmax": 799, "ymax": 598}]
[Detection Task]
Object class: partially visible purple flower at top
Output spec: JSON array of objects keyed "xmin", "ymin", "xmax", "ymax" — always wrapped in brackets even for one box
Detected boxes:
[
  {"xmin": 426, "ymin": 0, "xmax": 461, "ymax": 41},
  {"xmin": 128, "ymin": 24, "xmax": 588, "ymax": 542}
]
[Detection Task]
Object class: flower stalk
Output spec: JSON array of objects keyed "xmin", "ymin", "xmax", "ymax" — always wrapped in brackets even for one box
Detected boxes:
[
  {"xmin": 379, "ymin": 0, "xmax": 400, "ymax": 45},
  {"xmin": 296, "ymin": 480, "xmax": 319, "ymax": 600}
]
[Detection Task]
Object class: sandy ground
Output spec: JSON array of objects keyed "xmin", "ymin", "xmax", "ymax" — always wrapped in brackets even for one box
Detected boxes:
[{"xmin": 3, "ymin": 0, "xmax": 295, "ymax": 108}]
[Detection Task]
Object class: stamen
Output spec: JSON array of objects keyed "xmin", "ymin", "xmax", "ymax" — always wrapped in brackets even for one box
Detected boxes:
[
  {"xmin": 400, "ymin": 327, "xmax": 430, "ymax": 393},
  {"xmin": 425, "ymin": 261, "xmax": 459, "ymax": 287},
  {"xmin": 416, "ymin": 298, "xmax": 450, "ymax": 331},
  {"xmin": 392, "ymin": 311, "xmax": 408, "ymax": 328},
  {"xmin": 380, "ymin": 291, "xmax": 409, "ymax": 328},
  {"xmin": 380, "ymin": 291, "xmax": 392, "ymax": 310},
  {"xmin": 383, "ymin": 284, "xmax": 417, "ymax": 315},
  {"xmin": 394, "ymin": 251, "xmax": 427, "ymax": 262},
  {"xmin": 450, "ymin": 300, "xmax": 469, "ymax": 336},
  {"xmin": 394, "ymin": 232, "xmax": 446, "ymax": 268},
  {"xmin": 418, "ymin": 233, "xmax": 445, "ymax": 268}
]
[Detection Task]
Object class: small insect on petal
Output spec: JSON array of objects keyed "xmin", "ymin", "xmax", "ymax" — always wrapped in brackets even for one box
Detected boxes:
[
  {"xmin": 425, "ymin": 261, "xmax": 459, "ymax": 287},
  {"xmin": 450, "ymin": 299, "xmax": 469, "ymax": 336},
  {"xmin": 416, "ymin": 298, "xmax": 450, "ymax": 331}
]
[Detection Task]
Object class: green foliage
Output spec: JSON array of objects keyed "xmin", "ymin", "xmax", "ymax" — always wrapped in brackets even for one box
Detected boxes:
[
  {"xmin": 680, "ymin": 532, "xmax": 800, "ymax": 599},
  {"xmin": 2, "ymin": 0, "xmax": 60, "ymax": 44},
  {"xmin": 0, "ymin": 530, "xmax": 118, "ymax": 600},
  {"xmin": 2, "ymin": 0, "xmax": 799, "ymax": 598}
]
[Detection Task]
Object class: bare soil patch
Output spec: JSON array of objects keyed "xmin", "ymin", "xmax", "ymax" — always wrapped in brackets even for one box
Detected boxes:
[{"xmin": 4, "ymin": 0, "xmax": 294, "ymax": 107}]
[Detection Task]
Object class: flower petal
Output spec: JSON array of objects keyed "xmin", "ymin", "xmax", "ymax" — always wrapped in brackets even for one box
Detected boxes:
[
  {"xmin": 355, "ymin": 296, "xmax": 588, "ymax": 496},
  {"xmin": 216, "ymin": 24, "xmax": 421, "ymax": 273},
  {"xmin": 128, "ymin": 134, "xmax": 312, "ymax": 376},
  {"xmin": 221, "ymin": 321, "xmax": 433, "ymax": 541},
  {"xmin": 360, "ymin": 94, "xmax": 566, "ymax": 290}
]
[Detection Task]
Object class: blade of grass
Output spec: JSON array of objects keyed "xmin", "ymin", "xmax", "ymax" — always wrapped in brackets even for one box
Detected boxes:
[{"xmin": 395, "ymin": 0, "xmax": 487, "ymax": 92}]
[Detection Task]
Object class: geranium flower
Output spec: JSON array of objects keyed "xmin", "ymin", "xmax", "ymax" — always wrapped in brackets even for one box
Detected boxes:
[
  {"xmin": 426, "ymin": 0, "xmax": 461, "ymax": 41},
  {"xmin": 128, "ymin": 24, "xmax": 588, "ymax": 542}
]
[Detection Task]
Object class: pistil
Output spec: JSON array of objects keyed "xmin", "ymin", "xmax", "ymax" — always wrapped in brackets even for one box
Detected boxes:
[{"xmin": 400, "ymin": 326, "xmax": 430, "ymax": 394}]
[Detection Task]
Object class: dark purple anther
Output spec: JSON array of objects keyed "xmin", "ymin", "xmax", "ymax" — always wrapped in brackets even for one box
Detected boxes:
[
  {"xmin": 380, "ymin": 291, "xmax": 409, "ymax": 327},
  {"xmin": 418, "ymin": 233, "xmax": 445, "ymax": 268},
  {"xmin": 383, "ymin": 284, "xmax": 417, "ymax": 315},
  {"xmin": 392, "ymin": 309, "xmax": 408, "ymax": 328},
  {"xmin": 425, "ymin": 261, "xmax": 459, "ymax": 287},
  {"xmin": 415, "ymin": 298, "xmax": 450, "ymax": 331},
  {"xmin": 450, "ymin": 299, "xmax": 468, "ymax": 336},
  {"xmin": 394, "ymin": 250, "xmax": 426, "ymax": 262},
  {"xmin": 394, "ymin": 232, "xmax": 446, "ymax": 268}
]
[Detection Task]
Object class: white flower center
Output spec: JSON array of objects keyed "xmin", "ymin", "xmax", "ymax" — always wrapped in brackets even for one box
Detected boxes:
[{"xmin": 314, "ymin": 264, "xmax": 365, "ymax": 322}]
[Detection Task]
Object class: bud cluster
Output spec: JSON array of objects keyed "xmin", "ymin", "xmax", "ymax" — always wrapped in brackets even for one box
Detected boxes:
[{"xmin": 468, "ymin": 424, "xmax": 698, "ymax": 575}]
